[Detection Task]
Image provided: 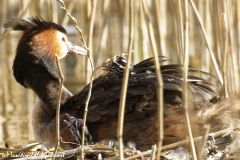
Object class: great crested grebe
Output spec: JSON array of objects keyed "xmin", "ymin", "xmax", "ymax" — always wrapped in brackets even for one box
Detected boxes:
[{"xmin": 4, "ymin": 17, "xmax": 240, "ymax": 152}]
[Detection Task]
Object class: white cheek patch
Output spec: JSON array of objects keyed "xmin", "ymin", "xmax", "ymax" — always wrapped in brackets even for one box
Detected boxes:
[{"xmin": 57, "ymin": 31, "xmax": 68, "ymax": 59}]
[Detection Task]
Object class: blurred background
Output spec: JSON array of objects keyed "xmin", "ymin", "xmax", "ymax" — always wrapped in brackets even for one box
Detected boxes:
[{"xmin": 0, "ymin": 0, "xmax": 239, "ymax": 147}]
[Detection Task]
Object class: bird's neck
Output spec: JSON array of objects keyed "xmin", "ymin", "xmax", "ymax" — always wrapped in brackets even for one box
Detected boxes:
[
  {"xmin": 28, "ymin": 69, "xmax": 72, "ymax": 113},
  {"xmin": 17, "ymin": 53, "xmax": 73, "ymax": 115}
]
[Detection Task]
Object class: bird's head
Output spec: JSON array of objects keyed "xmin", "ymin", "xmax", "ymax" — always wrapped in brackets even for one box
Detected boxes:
[{"xmin": 4, "ymin": 17, "xmax": 87, "ymax": 87}]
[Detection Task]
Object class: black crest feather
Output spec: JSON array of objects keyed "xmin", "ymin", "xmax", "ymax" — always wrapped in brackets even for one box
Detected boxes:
[{"xmin": 4, "ymin": 17, "xmax": 66, "ymax": 34}]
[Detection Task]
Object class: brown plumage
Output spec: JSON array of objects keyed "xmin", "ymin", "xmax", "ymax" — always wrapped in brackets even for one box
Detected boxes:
[{"xmin": 4, "ymin": 17, "xmax": 240, "ymax": 152}]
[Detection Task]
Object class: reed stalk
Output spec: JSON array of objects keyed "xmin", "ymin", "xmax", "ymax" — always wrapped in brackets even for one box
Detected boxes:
[{"xmin": 117, "ymin": 0, "xmax": 134, "ymax": 159}]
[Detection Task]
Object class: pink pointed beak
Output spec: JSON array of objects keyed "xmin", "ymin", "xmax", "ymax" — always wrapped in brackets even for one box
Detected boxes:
[{"xmin": 66, "ymin": 42, "xmax": 88, "ymax": 55}]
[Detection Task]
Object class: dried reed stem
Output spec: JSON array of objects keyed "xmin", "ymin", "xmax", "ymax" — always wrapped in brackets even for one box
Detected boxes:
[
  {"xmin": 57, "ymin": 0, "xmax": 87, "ymax": 47},
  {"xmin": 57, "ymin": 1, "xmax": 94, "ymax": 159},
  {"xmin": 87, "ymin": 0, "xmax": 97, "ymax": 54},
  {"xmin": 150, "ymin": 145, "xmax": 156, "ymax": 160},
  {"xmin": 123, "ymin": 151, "xmax": 150, "ymax": 160},
  {"xmin": 117, "ymin": 1, "xmax": 134, "ymax": 159},
  {"xmin": 174, "ymin": 0, "xmax": 184, "ymax": 63},
  {"xmin": 198, "ymin": 125, "xmax": 210, "ymax": 160},
  {"xmin": 139, "ymin": 1, "xmax": 149, "ymax": 60},
  {"xmin": 82, "ymin": 0, "xmax": 97, "ymax": 158},
  {"xmin": 222, "ymin": 13, "xmax": 228, "ymax": 98},
  {"xmin": 154, "ymin": 0, "xmax": 164, "ymax": 56},
  {"xmin": 182, "ymin": 1, "xmax": 197, "ymax": 160},
  {"xmin": 53, "ymin": 55, "xmax": 64, "ymax": 160},
  {"xmin": 81, "ymin": 56, "xmax": 94, "ymax": 159},
  {"xmin": 61, "ymin": 0, "xmax": 76, "ymax": 26},
  {"xmin": 96, "ymin": 0, "xmax": 110, "ymax": 66},
  {"xmin": 189, "ymin": 0, "xmax": 223, "ymax": 86},
  {"xmin": 85, "ymin": 0, "xmax": 97, "ymax": 84},
  {"xmin": 161, "ymin": 128, "xmax": 236, "ymax": 152},
  {"xmin": 141, "ymin": 0, "xmax": 163, "ymax": 159},
  {"xmin": 232, "ymin": 0, "xmax": 240, "ymax": 94}
]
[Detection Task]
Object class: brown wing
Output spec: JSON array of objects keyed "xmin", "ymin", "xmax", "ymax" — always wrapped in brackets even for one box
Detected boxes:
[{"xmin": 62, "ymin": 57, "xmax": 217, "ymax": 123}]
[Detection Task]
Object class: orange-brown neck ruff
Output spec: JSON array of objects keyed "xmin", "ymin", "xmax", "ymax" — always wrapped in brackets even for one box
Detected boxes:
[{"xmin": 30, "ymin": 28, "xmax": 65, "ymax": 59}]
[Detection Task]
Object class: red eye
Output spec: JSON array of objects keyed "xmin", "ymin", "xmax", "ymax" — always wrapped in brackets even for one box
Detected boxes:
[{"xmin": 62, "ymin": 37, "xmax": 65, "ymax": 42}]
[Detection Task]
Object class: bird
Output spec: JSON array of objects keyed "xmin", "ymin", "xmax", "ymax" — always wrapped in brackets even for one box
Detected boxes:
[{"xmin": 4, "ymin": 17, "xmax": 240, "ymax": 153}]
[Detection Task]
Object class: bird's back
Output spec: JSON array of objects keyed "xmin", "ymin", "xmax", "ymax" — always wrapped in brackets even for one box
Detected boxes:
[{"xmin": 61, "ymin": 56, "xmax": 217, "ymax": 149}]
